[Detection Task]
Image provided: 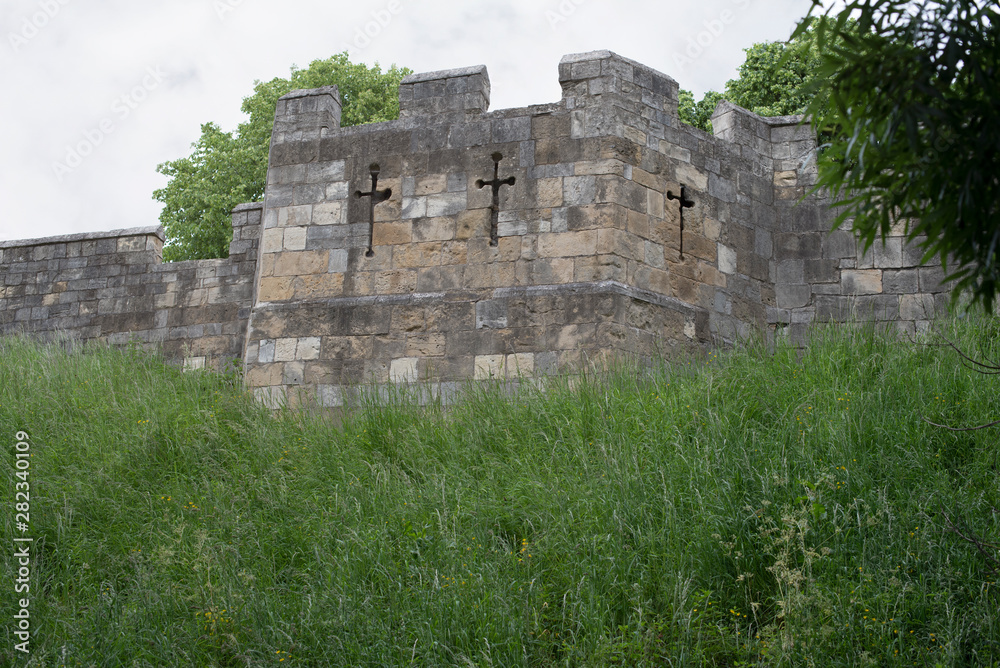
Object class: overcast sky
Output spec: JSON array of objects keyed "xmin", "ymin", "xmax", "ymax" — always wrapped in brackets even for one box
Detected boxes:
[{"xmin": 0, "ymin": 0, "xmax": 814, "ymax": 243}]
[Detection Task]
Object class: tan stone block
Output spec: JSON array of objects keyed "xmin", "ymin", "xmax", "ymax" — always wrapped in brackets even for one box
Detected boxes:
[
  {"xmin": 574, "ymin": 254, "xmax": 625, "ymax": 282},
  {"xmin": 632, "ymin": 167, "xmax": 665, "ymax": 191},
  {"xmin": 684, "ymin": 233, "xmax": 717, "ymax": 263},
  {"xmin": 634, "ymin": 264, "xmax": 671, "ymax": 294},
  {"xmin": 247, "ymin": 364, "xmax": 282, "ymax": 388},
  {"xmin": 292, "ymin": 273, "xmax": 344, "ymax": 299},
  {"xmin": 647, "ymin": 189, "xmax": 665, "ymax": 219},
  {"xmin": 378, "ymin": 177, "xmax": 401, "ymax": 200},
  {"xmin": 313, "ymin": 201, "xmax": 345, "ymax": 225},
  {"xmin": 456, "ymin": 208, "xmax": 490, "ymax": 240},
  {"xmin": 389, "ymin": 357, "xmax": 419, "ymax": 383},
  {"xmin": 498, "ymin": 236, "xmax": 521, "ymax": 262},
  {"xmin": 505, "ymin": 353, "xmax": 534, "ymax": 378},
  {"xmin": 474, "ymin": 354, "xmax": 505, "ymax": 380},
  {"xmin": 842, "ymin": 269, "xmax": 883, "ymax": 295},
  {"xmin": 42, "ymin": 293, "xmax": 59, "ymax": 306},
  {"xmin": 598, "ymin": 228, "xmax": 643, "ymax": 261},
  {"xmin": 556, "ymin": 324, "xmax": 588, "ymax": 349},
  {"xmin": 672, "ymin": 273, "xmax": 700, "ymax": 303},
  {"xmin": 536, "ymin": 178, "xmax": 564, "ymax": 208},
  {"xmin": 275, "ymin": 338, "xmax": 298, "ymax": 362},
  {"xmin": 704, "ymin": 218, "xmax": 721, "ymax": 241},
  {"xmin": 697, "ymin": 261, "xmax": 726, "ymax": 288},
  {"xmin": 528, "ymin": 257, "xmax": 575, "ymax": 284},
  {"xmin": 375, "ymin": 270, "xmax": 418, "ymax": 294},
  {"xmin": 283, "ymin": 226, "xmax": 307, "ymax": 251},
  {"xmin": 344, "ymin": 271, "xmax": 375, "ymax": 296},
  {"xmin": 538, "ymin": 230, "xmax": 599, "ymax": 257},
  {"xmin": 278, "ymin": 205, "xmax": 312, "ymax": 227},
  {"xmin": 372, "ymin": 221, "xmax": 412, "ymax": 246},
  {"xmin": 774, "ymin": 170, "xmax": 797, "ymax": 187},
  {"xmin": 777, "ymin": 186, "xmax": 805, "ymax": 200},
  {"xmin": 415, "ymin": 174, "xmax": 448, "ymax": 196},
  {"xmin": 414, "ymin": 217, "xmax": 455, "ymax": 242},
  {"xmin": 331, "ymin": 339, "xmax": 376, "ymax": 365},
  {"xmin": 373, "ymin": 199, "xmax": 402, "ymax": 222},
  {"xmin": 441, "ymin": 241, "xmax": 468, "ymax": 265},
  {"xmin": 569, "ymin": 203, "xmax": 627, "ymax": 231},
  {"xmin": 393, "ymin": 242, "xmax": 442, "ymax": 269},
  {"xmin": 262, "ymin": 228, "xmax": 284, "ymax": 254},
  {"xmin": 273, "ymin": 250, "xmax": 330, "ymax": 277},
  {"xmin": 258, "ymin": 277, "xmax": 294, "ymax": 302},
  {"xmin": 626, "ymin": 210, "xmax": 650, "ymax": 238},
  {"xmin": 406, "ymin": 333, "xmax": 446, "ymax": 356},
  {"xmin": 624, "ymin": 125, "xmax": 646, "ymax": 145},
  {"xmin": 259, "ymin": 253, "xmax": 276, "ymax": 277},
  {"xmin": 575, "ymin": 160, "xmax": 625, "ymax": 177},
  {"xmin": 466, "ymin": 262, "xmax": 515, "ymax": 289}
]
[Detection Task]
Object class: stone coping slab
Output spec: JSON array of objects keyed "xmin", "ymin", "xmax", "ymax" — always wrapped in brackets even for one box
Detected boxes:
[{"xmin": 0, "ymin": 226, "xmax": 164, "ymax": 249}]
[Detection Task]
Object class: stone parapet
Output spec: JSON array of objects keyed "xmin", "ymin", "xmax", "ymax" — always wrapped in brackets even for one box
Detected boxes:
[{"xmin": 0, "ymin": 51, "xmax": 957, "ymax": 403}]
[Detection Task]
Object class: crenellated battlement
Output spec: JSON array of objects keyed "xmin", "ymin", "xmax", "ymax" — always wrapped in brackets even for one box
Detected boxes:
[{"xmin": 0, "ymin": 51, "xmax": 952, "ymax": 408}]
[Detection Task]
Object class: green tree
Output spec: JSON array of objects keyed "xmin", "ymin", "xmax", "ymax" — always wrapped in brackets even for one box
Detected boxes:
[
  {"xmin": 678, "ymin": 90, "xmax": 724, "ymax": 133},
  {"xmin": 797, "ymin": 0, "xmax": 1000, "ymax": 308},
  {"xmin": 154, "ymin": 53, "xmax": 411, "ymax": 261},
  {"xmin": 679, "ymin": 29, "xmax": 825, "ymax": 132}
]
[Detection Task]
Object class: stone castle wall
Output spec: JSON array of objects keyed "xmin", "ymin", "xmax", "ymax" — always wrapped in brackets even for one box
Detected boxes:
[
  {"xmin": 0, "ymin": 51, "xmax": 952, "ymax": 407},
  {"xmin": 0, "ymin": 203, "xmax": 261, "ymax": 371}
]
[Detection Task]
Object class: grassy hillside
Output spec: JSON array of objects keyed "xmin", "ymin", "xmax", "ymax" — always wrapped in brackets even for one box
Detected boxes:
[{"xmin": 1, "ymin": 319, "xmax": 998, "ymax": 666}]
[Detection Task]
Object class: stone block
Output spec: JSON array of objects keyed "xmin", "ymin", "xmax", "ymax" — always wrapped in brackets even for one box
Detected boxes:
[
  {"xmin": 563, "ymin": 176, "xmax": 597, "ymax": 206},
  {"xmin": 804, "ymin": 259, "xmax": 839, "ymax": 284},
  {"xmin": 297, "ymin": 337, "xmax": 321, "ymax": 360},
  {"xmin": 390, "ymin": 357, "xmax": 420, "ymax": 383},
  {"xmin": 882, "ymin": 268, "xmax": 919, "ymax": 294},
  {"xmin": 536, "ymin": 178, "xmax": 564, "ymax": 208},
  {"xmin": 283, "ymin": 227, "xmax": 307, "ymax": 251},
  {"xmin": 776, "ymin": 259, "xmax": 803, "ymax": 284},
  {"xmin": 873, "ymin": 237, "xmax": 903, "ymax": 268},
  {"xmin": 841, "ymin": 269, "xmax": 882, "ymax": 295},
  {"xmin": 900, "ymin": 293, "xmax": 936, "ymax": 320},
  {"xmin": 275, "ymin": 338, "xmax": 298, "ymax": 362},
  {"xmin": 476, "ymin": 299, "xmax": 508, "ymax": 329},
  {"xmin": 538, "ymin": 231, "xmax": 598, "ymax": 257},
  {"xmin": 457, "ymin": 208, "xmax": 490, "ymax": 240},
  {"xmin": 258, "ymin": 277, "xmax": 294, "ymax": 302},
  {"xmin": 717, "ymin": 243, "xmax": 736, "ymax": 274},
  {"xmin": 278, "ymin": 205, "xmax": 312, "ymax": 227},
  {"xmin": 776, "ymin": 284, "xmax": 811, "ymax": 309},
  {"xmin": 414, "ymin": 217, "xmax": 456, "ymax": 242},
  {"xmin": 474, "ymin": 354, "xmax": 505, "ymax": 380},
  {"xmin": 426, "ymin": 192, "xmax": 467, "ymax": 217},
  {"xmin": 273, "ymin": 251, "xmax": 330, "ymax": 277},
  {"xmin": 372, "ymin": 222, "xmax": 413, "ymax": 246}
]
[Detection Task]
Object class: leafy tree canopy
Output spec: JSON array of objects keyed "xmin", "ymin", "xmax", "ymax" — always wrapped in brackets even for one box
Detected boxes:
[
  {"xmin": 154, "ymin": 53, "xmax": 411, "ymax": 261},
  {"xmin": 797, "ymin": 0, "xmax": 1000, "ymax": 308},
  {"xmin": 679, "ymin": 29, "xmax": 825, "ymax": 132}
]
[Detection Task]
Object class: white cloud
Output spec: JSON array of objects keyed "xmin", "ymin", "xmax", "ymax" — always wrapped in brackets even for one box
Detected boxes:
[{"xmin": 0, "ymin": 0, "xmax": 812, "ymax": 242}]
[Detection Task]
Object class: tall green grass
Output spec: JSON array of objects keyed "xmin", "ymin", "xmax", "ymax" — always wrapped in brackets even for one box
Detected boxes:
[{"xmin": 2, "ymin": 318, "xmax": 998, "ymax": 666}]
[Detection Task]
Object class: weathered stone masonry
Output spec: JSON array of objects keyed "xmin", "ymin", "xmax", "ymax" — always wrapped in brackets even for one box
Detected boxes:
[{"xmin": 0, "ymin": 51, "xmax": 952, "ymax": 407}]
